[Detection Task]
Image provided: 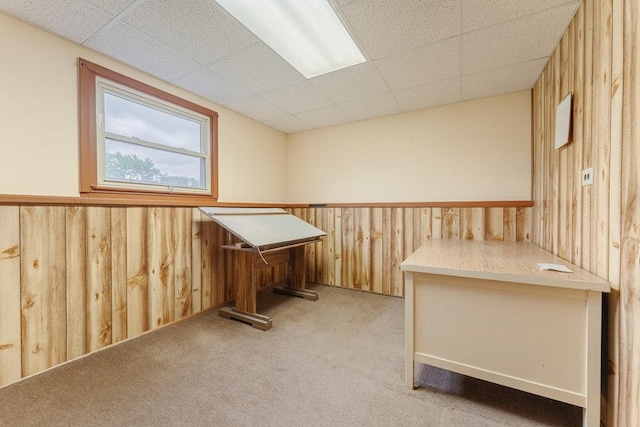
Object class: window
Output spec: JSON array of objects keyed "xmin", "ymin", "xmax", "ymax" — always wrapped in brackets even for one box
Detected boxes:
[{"xmin": 79, "ymin": 58, "xmax": 218, "ymax": 204}]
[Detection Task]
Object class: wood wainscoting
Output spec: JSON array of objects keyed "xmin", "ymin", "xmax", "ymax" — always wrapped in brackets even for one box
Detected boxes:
[
  {"xmin": 291, "ymin": 206, "xmax": 532, "ymax": 297},
  {"xmin": 0, "ymin": 203, "xmax": 531, "ymax": 388},
  {"xmin": 0, "ymin": 206, "xmax": 287, "ymax": 388},
  {"xmin": 532, "ymin": 0, "xmax": 640, "ymax": 424}
]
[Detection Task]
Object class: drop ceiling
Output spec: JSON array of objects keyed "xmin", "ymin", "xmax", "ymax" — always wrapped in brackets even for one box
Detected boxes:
[{"xmin": 0, "ymin": 0, "xmax": 580, "ymax": 134}]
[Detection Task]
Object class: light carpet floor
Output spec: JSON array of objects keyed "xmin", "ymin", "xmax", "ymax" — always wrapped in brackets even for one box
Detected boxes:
[{"xmin": 0, "ymin": 284, "xmax": 582, "ymax": 426}]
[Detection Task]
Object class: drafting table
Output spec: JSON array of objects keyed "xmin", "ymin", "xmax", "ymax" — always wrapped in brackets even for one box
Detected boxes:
[
  {"xmin": 199, "ymin": 207, "xmax": 326, "ymax": 330},
  {"xmin": 401, "ymin": 240, "xmax": 610, "ymax": 427}
]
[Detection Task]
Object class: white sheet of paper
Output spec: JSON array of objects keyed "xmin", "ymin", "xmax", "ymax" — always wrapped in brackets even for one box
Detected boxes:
[{"xmin": 537, "ymin": 263, "xmax": 572, "ymax": 273}]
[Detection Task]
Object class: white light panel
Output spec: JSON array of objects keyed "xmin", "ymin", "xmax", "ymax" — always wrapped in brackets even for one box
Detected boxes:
[{"xmin": 213, "ymin": 0, "xmax": 366, "ymax": 78}]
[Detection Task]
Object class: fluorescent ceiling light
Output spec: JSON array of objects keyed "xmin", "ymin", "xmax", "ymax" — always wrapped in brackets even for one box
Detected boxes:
[{"xmin": 213, "ymin": 0, "xmax": 366, "ymax": 79}]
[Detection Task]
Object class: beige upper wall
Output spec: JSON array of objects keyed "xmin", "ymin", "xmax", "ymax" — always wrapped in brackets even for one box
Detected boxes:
[
  {"xmin": 1, "ymin": 12, "xmax": 533, "ymax": 206},
  {"xmin": 0, "ymin": 12, "xmax": 288, "ymax": 203},
  {"xmin": 286, "ymin": 90, "xmax": 532, "ymax": 203}
]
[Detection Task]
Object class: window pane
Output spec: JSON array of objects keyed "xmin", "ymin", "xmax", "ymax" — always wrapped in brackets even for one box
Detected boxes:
[
  {"xmin": 104, "ymin": 92, "xmax": 203, "ymax": 152},
  {"xmin": 105, "ymin": 139, "xmax": 205, "ymax": 189}
]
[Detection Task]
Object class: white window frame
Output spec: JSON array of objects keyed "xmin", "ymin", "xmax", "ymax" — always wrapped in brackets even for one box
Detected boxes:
[{"xmin": 96, "ymin": 77, "xmax": 211, "ymax": 195}]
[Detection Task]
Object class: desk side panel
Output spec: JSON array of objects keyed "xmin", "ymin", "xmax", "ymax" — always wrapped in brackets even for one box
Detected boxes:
[{"xmin": 412, "ymin": 273, "xmax": 588, "ymax": 406}]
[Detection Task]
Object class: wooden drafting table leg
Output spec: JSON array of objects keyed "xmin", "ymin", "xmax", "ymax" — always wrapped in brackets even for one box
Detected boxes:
[
  {"xmin": 219, "ymin": 250, "xmax": 272, "ymax": 330},
  {"xmin": 583, "ymin": 291, "xmax": 602, "ymax": 427},
  {"xmin": 273, "ymin": 245, "xmax": 319, "ymax": 301},
  {"xmin": 218, "ymin": 307, "xmax": 272, "ymax": 331}
]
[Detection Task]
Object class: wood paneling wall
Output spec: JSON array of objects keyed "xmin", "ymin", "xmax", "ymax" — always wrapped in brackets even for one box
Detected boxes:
[
  {"xmin": 0, "ymin": 203, "xmax": 531, "ymax": 387},
  {"xmin": 0, "ymin": 206, "xmax": 288, "ymax": 387},
  {"xmin": 292, "ymin": 206, "xmax": 532, "ymax": 296},
  {"xmin": 532, "ymin": 0, "xmax": 639, "ymax": 425}
]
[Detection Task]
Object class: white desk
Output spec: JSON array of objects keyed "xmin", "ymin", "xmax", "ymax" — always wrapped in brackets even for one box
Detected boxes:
[{"xmin": 401, "ymin": 240, "xmax": 610, "ymax": 427}]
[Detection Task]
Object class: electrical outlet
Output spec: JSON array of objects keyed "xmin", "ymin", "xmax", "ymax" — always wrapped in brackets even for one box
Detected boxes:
[{"xmin": 582, "ymin": 167, "xmax": 594, "ymax": 186}]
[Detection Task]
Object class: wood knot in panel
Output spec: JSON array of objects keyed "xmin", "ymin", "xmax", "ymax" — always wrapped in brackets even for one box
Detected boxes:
[
  {"xmin": 177, "ymin": 282, "xmax": 190, "ymax": 299},
  {"xmin": 99, "ymin": 322, "xmax": 112, "ymax": 345},
  {"xmin": 23, "ymin": 294, "xmax": 36, "ymax": 309},
  {"xmin": 160, "ymin": 263, "xmax": 169, "ymax": 287},
  {"xmin": 0, "ymin": 245, "xmax": 19, "ymax": 260},
  {"xmin": 612, "ymin": 77, "xmax": 621, "ymax": 95},
  {"xmin": 127, "ymin": 273, "xmax": 147, "ymax": 288}
]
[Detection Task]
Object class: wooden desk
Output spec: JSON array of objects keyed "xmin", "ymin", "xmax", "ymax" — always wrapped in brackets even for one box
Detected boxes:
[{"xmin": 401, "ymin": 240, "xmax": 610, "ymax": 427}]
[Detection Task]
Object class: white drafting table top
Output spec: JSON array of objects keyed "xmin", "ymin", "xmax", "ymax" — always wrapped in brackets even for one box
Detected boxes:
[
  {"xmin": 401, "ymin": 239, "xmax": 610, "ymax": 293},
  {"xmin": 199, "ymin": 207, "xmax": 326, "ymax": 250}
]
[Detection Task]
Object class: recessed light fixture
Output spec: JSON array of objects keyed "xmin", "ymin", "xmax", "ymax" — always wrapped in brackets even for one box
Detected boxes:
[{"xmin": 213, "ymin": 0, "xmax": 366, "ymax": 79}]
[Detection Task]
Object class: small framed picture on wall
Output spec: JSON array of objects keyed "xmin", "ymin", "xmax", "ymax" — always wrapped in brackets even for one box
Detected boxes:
[{"xmin": 555, "ymin": 93, "xmax": 572, "ymax": 149}]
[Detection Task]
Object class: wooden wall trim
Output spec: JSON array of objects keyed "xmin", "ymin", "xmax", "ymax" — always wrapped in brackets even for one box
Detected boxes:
[
  {"xmin": 0, "ymin": 194, "xmax": 534, "ymax": 208},
  {"xmin": 0, "ymin": 194, "xmax": 285, "ymax": 208},
  {"xmin": 291, "ymin": 201, "xmax": 534, "ymax": 208}
]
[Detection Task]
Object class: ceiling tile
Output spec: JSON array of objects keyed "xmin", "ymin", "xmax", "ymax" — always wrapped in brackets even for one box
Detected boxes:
[
  {"xmin": 208, "ymin": 43, "xmax": 305, "ymax": 95},
  {"xmin": 462, "ymin": 0, "xmax": 579, "ymax": 33},
  {"xmin": 84, "ymin": 21, "xmax": 201, "ymax": 82},
  {"xmin": 262, "ymin": 115, "xmax": 314, "ymax": 134},
  {"xmin": 261, "ymin": 82, "xmax": 334, "ymax": 115},
  {"xmin": 394, "ymin": 78, "xmax": 462, "ymax": 112},
  {"xmin": 226, "ymin": 97, "xmax": 288, "ymax": 122},
  {"xmin": 463, "ymin": 58, "xmax": 548, "ymax": 100},
  {"xmin": 172, "ymin": 67, "xmax": 253, "ymax": 106},
  {"xmin": 340, "ymin": 93, "xmax": 403, "ymax": 121},
  {"xmin": 295, "ymin": 105, "xmax": 354, "ymax": 129},
  {"xmin": 462, "ymin": 2, "xmax": 579, "ymax": 74},
  {"xmin": 122, "ymin": 0, "xmax": 255, "ymax": 65},
  {"xmin": 0, "ymin": 0, "xmax": 114, "ymax": 44},
  {"xmin": 0, "ymin": 0, "xmax": 578, "ymax": 132},
  {"xmin": 341, "ymin": 0, "xmax": 460, "ymax": 60},
  {"xmin": 85, "ymin": 0, "xmax": 138, "ymax": 16},
  {"xmin": 310, "ymin": 62, "xmax": 390, "ymax": 104},
  {"xmin": 375, "ymin": 37, "xmax": 460, "ymax": 91}
]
